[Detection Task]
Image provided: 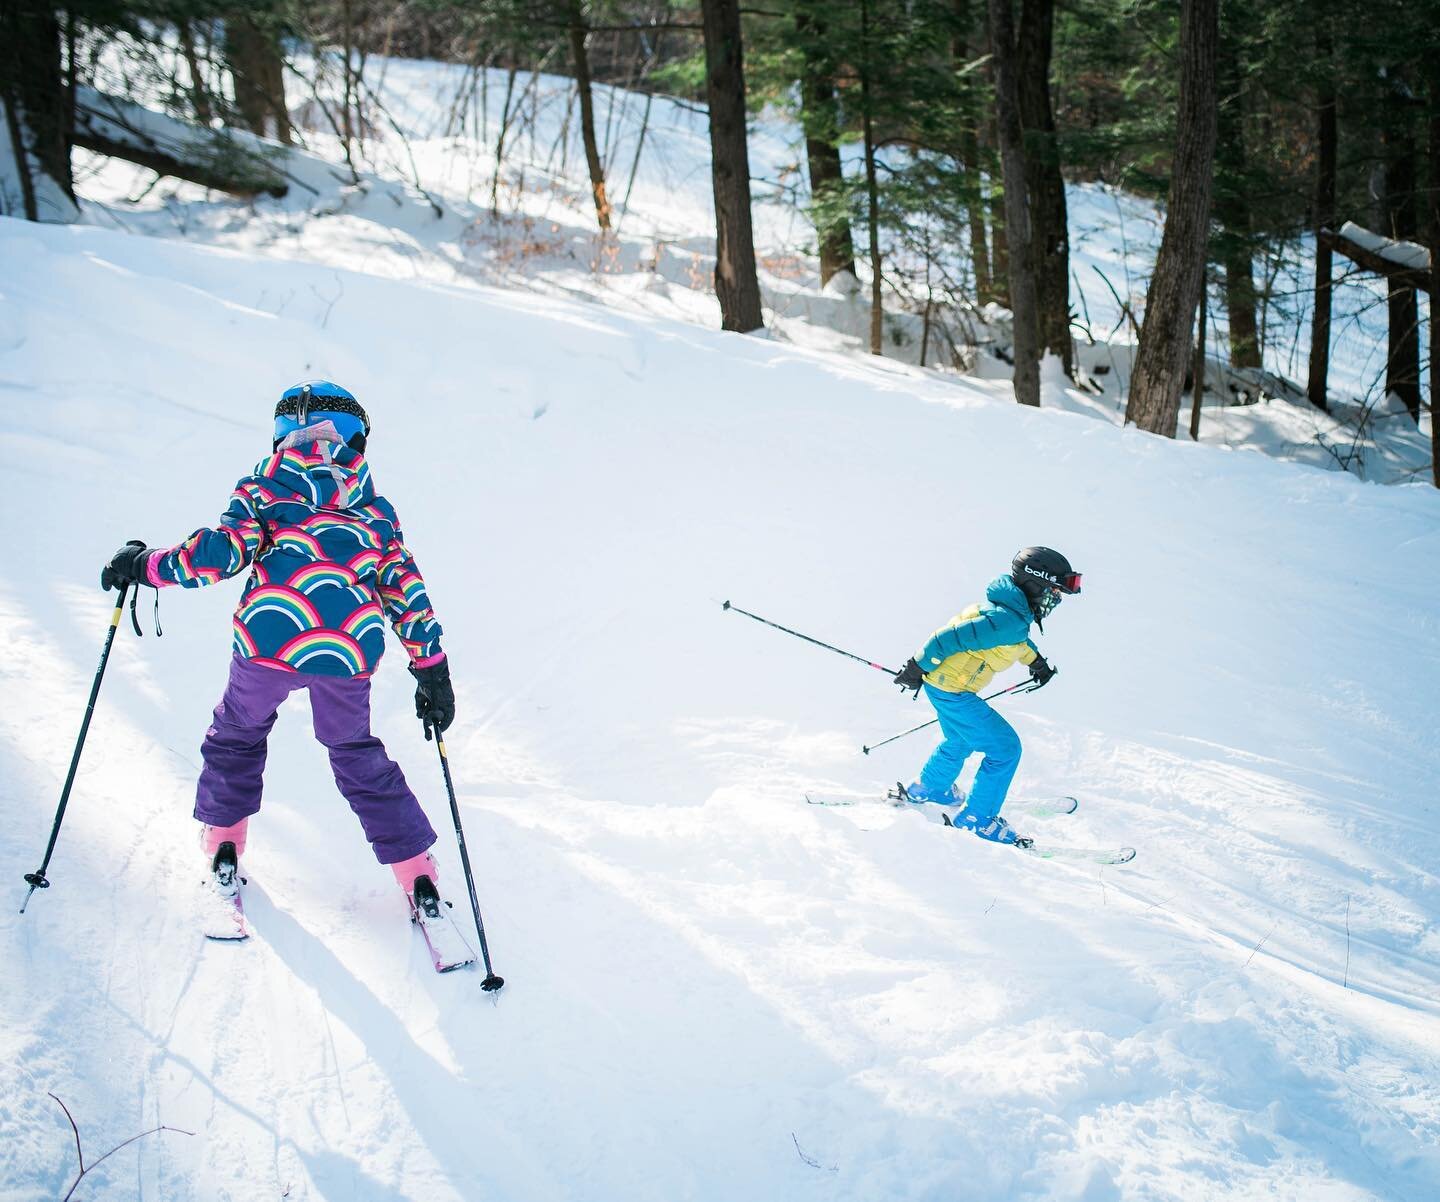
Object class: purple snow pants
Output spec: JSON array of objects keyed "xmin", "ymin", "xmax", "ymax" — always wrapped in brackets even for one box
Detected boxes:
[{"xmin": 195, "ymin": 655, "xmax": 437, "ymax": 864}]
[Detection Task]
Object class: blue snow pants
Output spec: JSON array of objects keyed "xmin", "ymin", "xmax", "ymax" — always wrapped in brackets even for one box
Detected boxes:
[{"xmin": 917, "ymin": 683, "xmax": 1022, "ymax": 823}]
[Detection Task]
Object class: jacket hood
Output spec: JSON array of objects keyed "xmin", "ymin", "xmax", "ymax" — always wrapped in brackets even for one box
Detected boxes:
[
  {"xmin": 255, "ymin": 437, "xmax": 376, "ymax": 512},
  {"xmin": 986, "ymin": 574, "xmax": 1033, "ymax": 622}
]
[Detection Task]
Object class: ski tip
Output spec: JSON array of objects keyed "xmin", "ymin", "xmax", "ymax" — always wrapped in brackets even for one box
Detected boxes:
[
  {"xmin": 481, "ymin": 974, "xmax": 505, "ymax": 992},
  {"xmin": 721, "ymin": 599, "xmax": 731, "ymax": 610},
  {"xmin": 1116, "ymin": 847, "xmax": 1138, "ymax": 863}
]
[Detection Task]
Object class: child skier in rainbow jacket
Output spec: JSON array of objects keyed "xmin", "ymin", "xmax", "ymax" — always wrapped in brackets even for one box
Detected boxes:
[
  {"xmin": 100, "ymin": 381, "xmax": 455, "ymax": 918},
  {"xmin": 891, "ymin": 547, "xmax": 1081, "ymax": 844}
]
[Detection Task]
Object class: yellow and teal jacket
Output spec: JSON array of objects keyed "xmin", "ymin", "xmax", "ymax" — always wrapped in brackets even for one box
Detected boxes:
[{"xmin": 917, "ymin": 576, "xmax": 1039, "ymax": 695}]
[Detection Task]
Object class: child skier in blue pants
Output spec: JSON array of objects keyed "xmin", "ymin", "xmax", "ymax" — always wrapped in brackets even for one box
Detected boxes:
[{"xmin": 891, "ymin": 547, "xmax": 1081, "ymax": 844}]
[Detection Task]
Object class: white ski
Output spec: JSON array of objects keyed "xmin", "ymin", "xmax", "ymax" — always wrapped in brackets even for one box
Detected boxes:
[{"xmin": 409, "ymin": 876, "xmax": 476, "ymax": 973}]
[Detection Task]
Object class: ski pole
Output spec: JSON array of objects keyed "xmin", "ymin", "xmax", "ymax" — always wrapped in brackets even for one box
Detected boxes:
[
  {"xmin": 861, "ymin": 679, "xmax": 1042, "ymax": 755},
  {"xmin": 722, "ymin": 600, "xmax": 897, "ymax": 676},
  {"xmin": 433, "ymin": 731, "xmax": 505, "ymax": 992},
  {"xmin": 21, "ymin": 583, "xmax": 131, "ymax": 913}
]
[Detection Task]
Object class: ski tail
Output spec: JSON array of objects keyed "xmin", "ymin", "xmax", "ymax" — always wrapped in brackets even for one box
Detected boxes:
[
  {"xmin": 202, "ymin": 841, "xmax": 249, "ymax": 941},
  {"xmin": 410, "ymin": 875, "xmax": 476, "ymax": 973}
]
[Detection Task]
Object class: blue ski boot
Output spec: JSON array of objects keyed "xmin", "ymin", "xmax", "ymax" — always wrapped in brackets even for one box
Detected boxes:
[
  {"xmin": 954, "ymin": 811, "xmax": 1023, "ymax": 845},
  {"xmin": 893, "ymin": 780, "xmax": 967, "ymax": 806}
]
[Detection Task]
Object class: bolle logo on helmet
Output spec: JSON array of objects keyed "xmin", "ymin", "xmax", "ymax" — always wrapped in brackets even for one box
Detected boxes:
[{"xmin": 1023, "ymin": 565, "xmax": 1059, "ymax": 585}]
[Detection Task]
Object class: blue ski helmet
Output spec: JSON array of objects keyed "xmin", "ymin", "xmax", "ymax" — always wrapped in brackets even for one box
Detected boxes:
[{"xmin": 273, "ymin": 380, "xmax": 370, "ymax": 450}]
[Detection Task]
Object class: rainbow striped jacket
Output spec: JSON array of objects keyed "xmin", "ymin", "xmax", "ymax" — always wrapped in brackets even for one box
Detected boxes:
[{"xmin": 151, "ymin": 439, "xmax": 444, "ymax": 677}]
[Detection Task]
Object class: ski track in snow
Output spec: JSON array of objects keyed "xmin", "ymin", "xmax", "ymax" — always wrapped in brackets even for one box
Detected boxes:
[{"xmin": 3, "ymin": 101, "xmax": 1440, "ymax": 1201}]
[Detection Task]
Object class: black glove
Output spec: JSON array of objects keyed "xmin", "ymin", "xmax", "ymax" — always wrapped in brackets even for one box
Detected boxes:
[
  {"xmin": 101, "ymin": 540, "xmax": 151, "ymax": 591},
  {"xmin": 893, "ymin": 657, "xmax": 925, "ymax": 693},
  {"xmin": 410, "ymin": 659, "xmax": 455, "ymax": 740},
  {"xmin": 1028, "ymin": 655, "xmax": 1057, "ymax": 687}
]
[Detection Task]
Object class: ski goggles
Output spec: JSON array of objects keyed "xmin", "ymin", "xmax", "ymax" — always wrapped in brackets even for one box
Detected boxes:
[
  {"xmin": 1057, "ymin": 572, "xmax": 1082, "ymax": 595},
  {"xmin": 273, "ymin": 410, "xmax": 368, "ymax": 444}
]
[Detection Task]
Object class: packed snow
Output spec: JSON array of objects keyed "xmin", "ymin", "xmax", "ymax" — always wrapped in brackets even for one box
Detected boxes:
[
  {"xmin": 3, "ymin": 45, "xmax": 1440, "ymax": 1202},
  {"xmin": 3, "ymin": 209, "xmax": 1439, "ymax": 1201}
]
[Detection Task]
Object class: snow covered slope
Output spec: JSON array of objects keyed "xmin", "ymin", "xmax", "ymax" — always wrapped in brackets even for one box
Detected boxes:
[
  {"xmin": 67, "ymin": 56, "xmax": 1431, "ymax": 483},
  {"xmin": 2, "ymin": 216, "xmax": 1439, "ymax": 1202}
]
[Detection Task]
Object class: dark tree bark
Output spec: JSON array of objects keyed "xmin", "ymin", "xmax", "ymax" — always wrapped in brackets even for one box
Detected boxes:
[
  {"xmin": 1306, "ymin": 24, "xmax": 1336, "ymax": 412},
  {"xmin": 0, "ymin": 6, "xmax": 74, "ymax": 221},
  {"xmin": 1382, "ymin": 73, "xmax": 1421, "ymax": 424},
  {"xmin": 568, "ymin": 0, "xmax": 612, "ymax": 231},
  {"xmin": 699, "ymin": 0, "xmax": 764, "ymax": 332},
  {"xmin": 988, "ymin": 0, "xmax": 1039, "ymax": 405},
  {"xmin": 795, "ymin": 2, "xmax": 855, "ymax": 286},
  {"xmin": 961, "ymin": 127, "xmax": 992, "ymax": 301},
  {"xmin": 987, "ymin": 121, "xmax": 1010, "ymax": 306},
  {"xmin": 1190, "ymin": 277, "xmax": 1207, "ymax": 441},
  {"xmin": 860, "ymin": 0, "xmax": 884, "ymax": 354},
  {"xmin": 952, "ymin": 0, "xmax": 991, "ymax": 302},
  {"xmin": 1430, "ymin": 59, "xmax": 1440, "ymax": 487},
  {"xmin": 225, "ymin": 13, "xmax": 292, "ymax": 144},
  {"xmin": 179, "ymin": 21, "xmax": 215, "ymax": 125},
  {"xmin": 1016, "ymin": 0, "xmax": 1072, "ymax": 378},
  {"xmin": 1126, "ymin": 0, "xmax": 1218, "ymax": 436},
  {"xmin": 1215, "ymin": 41, "xmax": 1260, "ymax": 369}
]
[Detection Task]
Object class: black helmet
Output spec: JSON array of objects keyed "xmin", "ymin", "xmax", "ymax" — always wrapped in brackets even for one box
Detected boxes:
[{"xmin": 1011, "ymin": 546, "xmax": 1081, "ymax": 621}]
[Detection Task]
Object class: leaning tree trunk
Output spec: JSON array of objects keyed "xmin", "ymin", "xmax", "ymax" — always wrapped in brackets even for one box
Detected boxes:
[
  {"xmin": 568, "ymin": 0, "xmax": 611, "ymax": 231},
  {"xmin": 1126, "ymin": 0, "xmax": 1218, "ymax": 436},
  {"xmin": 1016, "ymin": 0, "xmax": 1073, "ymax": 378},
  {"xmin": 1306, "ymin": 24, "xmax": 1336, "ymax": 412},
  {"xmin": 988, "ymin": 0, "xmax": 1040, "ymax": 406},
  {"xmin": 0, "ymin": 6, "xmax": 76, "ymax": 221},
  {"xmin": 699, "ymin": 0, "xmax": 764, "ymax": 332},
  {"xmin": 225, "ymin": 12, "xmax": 292, "ymax": 144},
  {"xmin": 795, "ymin": 2, "xmax": 855, "ymax": 286}
]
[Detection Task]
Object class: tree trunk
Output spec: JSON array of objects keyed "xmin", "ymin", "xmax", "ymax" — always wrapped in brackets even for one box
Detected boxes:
[
  {"xmin": 225, "ymin": 12, "xmax": 292, "ymax": 144},
  {"xmin": 568, "ymin": 1, "xmax": 611, "ymax": 231},
  {"xmin": 178, "ymin": 21, "xmax": 215, "ymax": 125},
  {"xmin": 0, "ymin": 6, "xmax": 75, "ymax": 221},
  {"xmin": 988, "ymin": 123, "xmax": 1010, "ymax": 306},
  {"xmin": 860, "ymin": 0, "xmax": 884, "ymax": 355},
  {"xmin": 962, "ymin": 128, "xmax": 992, "ymax": 301},
  {"xmin": 1125, "ymin": 0, "xmax": 1218, "ymax": 436},
  {"xmin": 1214, "ymin": 38, "xmax": 1259, "ymax": 369},
  {"xmin": 1190, "ymin": 278, "xmax": 1207, "ymax": 441},
  {"xmin": 988, "ymin": 0, "xmax": 1039, "ymax": 405},
  {"xmin": 1306, "ymin": 25, "xmax": 1336, "ymax": 412},
  {"xmin": 795, "ymin": 2, "xmax": 855, "ymax": 286},
  {"xmin": 1382, "ymin": 74, "xmax": 1421, "ymax": 424},
  {"xmin": 1016, "ymin": 0, "xmax": 1072, "ymax": 378},
  {"xmin": 1429, "ymin": 58, "xmax": 1439, "ymax": 487},
  {"xmin": 952, "ymin": 0, "xmax": 991, "ymax": 302},
  {"xmin": 699, "ymin": 0, "xmax": 764, "ymax": 333}
]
